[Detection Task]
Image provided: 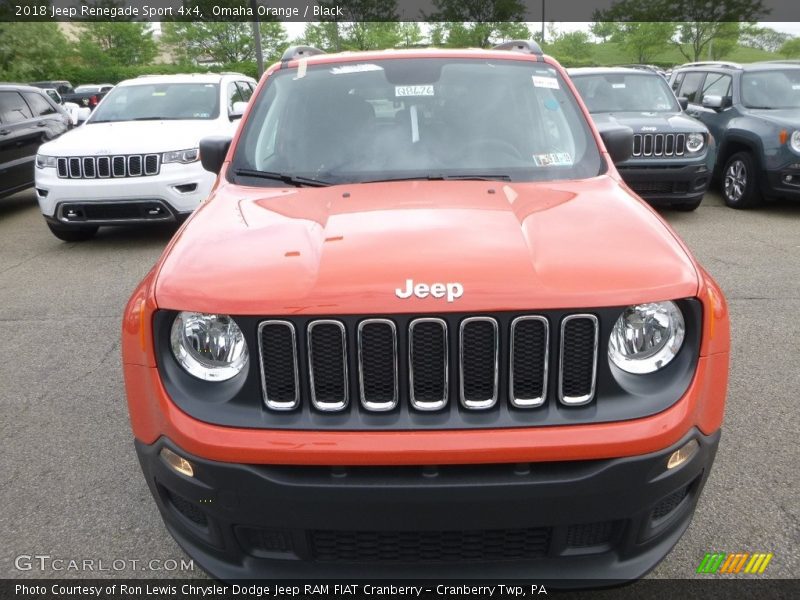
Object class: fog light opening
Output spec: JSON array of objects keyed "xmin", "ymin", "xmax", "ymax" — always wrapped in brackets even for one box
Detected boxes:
[
  {"xmin": 160, "ymin": 447, "xmax": 195, "ymax": 477},
  {"xmin": 667, "ymin": 439, "xmax": 699, "ymax": 470}
]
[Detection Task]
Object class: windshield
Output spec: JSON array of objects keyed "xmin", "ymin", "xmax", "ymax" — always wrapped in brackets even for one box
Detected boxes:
[
  {"xmin": 232, "ymin": 58, "xmax": 602, "ymax": 185},
  {"xmin": 572, "ymin": 72, "xmax": 679, "ymax": 113},
  {"xmin": 742, "ymin": 69, "xmax": 800, "ymax": 109},
  {"xmin": 88, "ymin": 82, "xmax": 220, "ymax": 123}
]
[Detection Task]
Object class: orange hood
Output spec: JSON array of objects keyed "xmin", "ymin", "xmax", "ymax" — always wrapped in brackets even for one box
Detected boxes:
[{"xmin": 154, "ymin": 176, "xmax": 699, "ymax": 314}]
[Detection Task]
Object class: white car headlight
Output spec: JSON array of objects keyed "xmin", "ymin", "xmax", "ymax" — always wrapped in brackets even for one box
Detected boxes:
[
  {"xmin": 608, "ymin": 301, "xmax": 685, "ymax": 374},
  {"xmin": 790, "ymin": 131, "xmax": 800, "ymax": 153},
  {"xmin": 685, "ymin": 133, "xmax": 705, "ymax": 153},
  {"xmin": 163, "ymin": 148, "xmax": 199, "ymax": 164},
  {"xmin": 36, "ymin": 155, "xmax": 57, "ymax": 169},
  {"xmin": 170, "ymin": 312, "xmax": 249, "ymax": 381}
]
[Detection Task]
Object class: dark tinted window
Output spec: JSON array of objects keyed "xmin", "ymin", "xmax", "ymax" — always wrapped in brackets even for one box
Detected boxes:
[
  {"xmin": 677, "ymin": 72, "xmax": 706, "ymax": 103},
  {"xmin": 234, "ymin": 58, "xmax": 602, "ymax": 184},
  {"xmin": 0, "ymin": 91, "xmax": 33, "ymax": 123},
  {"xmin": 23, "ymin": 92, "xmax": 56, "ymax": 116},
  {"xmin": 701, "ymin": 73, "xmax": 732, "ymax": 99}
]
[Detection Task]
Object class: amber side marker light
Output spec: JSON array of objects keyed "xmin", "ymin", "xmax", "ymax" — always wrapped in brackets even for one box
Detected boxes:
[
  {"xmin": 160, "ymin": 447, "xmax": 195, "ymax": 477},
  {"xmin": 667, "ymin": 439, "xmax": 699, "ymax": 470}
]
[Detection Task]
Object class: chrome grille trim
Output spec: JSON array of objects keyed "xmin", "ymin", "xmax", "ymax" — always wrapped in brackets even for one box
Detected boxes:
[
  {"xmin": 257, "ymin": 320, "xmax": 300, "ymax": 411},
  {"xmin": 144, "ymin": 153, "xmax": 160, "ymax": 175},
  {"xmin": 68, "ymin": 157, "xmax": 81, "ymax": 178},
  {"xmin": 408, "ymin": 317, "xmax": 448, "ymax": 412},
  {"xmin": 97, "ymin": 156, "xmax": 111, "ymax": 178},
  {"xmin": 307, "ymin": 319, "xmax": 348, "ymax": 412},
  {"xmin": 632, "ymin": 133, "xmax": 686, "ymax": 157},
  {"xmin": 509, "ymin": 316, "xmax": 549, "ymax": 408},
  {"xmin": 127, "ymin": 155, "xmax": 142, "ymax": 177},
  {"xmin": 357, "ymin": 319, "xmax": 398, "ymax": 412},
  {"xmin": 459, "ymin": 316, "xmax": 499, "ymax": 410},
  {"xmin": 558, "ymin": 314, "xmax": 599, "ymax": 406},
  {"xmin": 55, "ymin": 154, "xmax": 162, "ymax": 178}
]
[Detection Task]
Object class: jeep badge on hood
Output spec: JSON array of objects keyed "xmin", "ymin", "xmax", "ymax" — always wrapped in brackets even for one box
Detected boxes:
[{"xmin": 395, "ymin": 279, "xmax": 464, "ymax": 302}]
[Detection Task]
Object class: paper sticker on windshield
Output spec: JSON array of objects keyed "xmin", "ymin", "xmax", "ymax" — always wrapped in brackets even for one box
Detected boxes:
[
  {"xmin": 532, "ymin": 76, "xmax": 559, "ymax": 90},
  {"xmin": 331, "ymin": 64, "xmax": 383, "ymax": 74},
  {"xmin": 533, "ymin": 152, "xmax": 573, "ymax": 167},
  {"xmin": 793, "ymin": 84, "xmax": 800, "ymax": 90},
  {"xmin": 395, "ymin": 85, "xmax": 434, "ymax": 97},
  {"xmin": 612, "ymin": 83, "xmax": 626, "ymax": 89}
]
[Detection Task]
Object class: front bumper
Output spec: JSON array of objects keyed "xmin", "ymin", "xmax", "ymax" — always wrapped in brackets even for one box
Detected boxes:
[
  {"xmin": 34, "ymin": 161, "xmax": 215, "ymax": 222},
  {"xmin": 136, "ymin": 429, "xmax": 720, "ymax": 582},
  {"xmin": 763, "ymin": 165, "xmax": 800, "ymax": 200},
  {"xmin": 617, "ymin": 162, "xmax": 711, "ymax": 205}
]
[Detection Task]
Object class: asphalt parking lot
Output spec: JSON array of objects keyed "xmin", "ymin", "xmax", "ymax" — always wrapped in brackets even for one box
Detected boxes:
[{"xmin": 1, "ymin": 188, "xmax": 798, "ymax": 580}]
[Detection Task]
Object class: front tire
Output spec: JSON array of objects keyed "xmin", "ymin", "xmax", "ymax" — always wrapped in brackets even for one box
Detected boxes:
[
  {"xmin": 722, "ymin": 152, "xmax": 761, "ymax": 209},
  {"xmin": 47, "ymin": 222, "xmax": 98, "ymax": 242}
]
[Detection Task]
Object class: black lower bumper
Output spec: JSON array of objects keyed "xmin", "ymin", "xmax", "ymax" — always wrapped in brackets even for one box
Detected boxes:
[
  {"xmin": 135, "ymin": 429, "xmax": 720, "ymax": 582},
  {"xmin": 763, "ymin": 168, "xmax": 800, "ymax": 200},
  {"xmin": 49, "ymin": 199, "xmax": 187, "ymax": 226},
  {"xmin": 618, "ymin": 163, "xmax": 711, "ymax": 205}
]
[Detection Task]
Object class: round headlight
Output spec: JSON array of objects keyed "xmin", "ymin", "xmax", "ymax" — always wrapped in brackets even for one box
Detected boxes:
[
  {"xmin": 685, "ymin": 133, "xmax": 705, "ymax": 153},
  {"xmin": 790, "ymin": 131, "xmax": 800, "ymax": 153},
  {"xmin": 608, "ymin": 301, "xmax": 685, "ymax": 374},
  {"xmin": 170, "ymin": 312, "xmax": 248, "ymax": 381}
]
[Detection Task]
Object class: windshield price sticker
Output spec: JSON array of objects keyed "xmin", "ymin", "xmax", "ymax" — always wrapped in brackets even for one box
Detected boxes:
[
  {"xmin": 533, "ymin": 152, "xmax": 573, "ymax": 167},
  {"xmin": 532, "ymin": 76, "xmax": 560, "ymax": 90},
  {"xmin": 612, "ymin": 83, "xmax": 627, "ymax": 88},
  {"xmin": 395, "ymin": 85, "xmax": 434, "ymax": 97}
]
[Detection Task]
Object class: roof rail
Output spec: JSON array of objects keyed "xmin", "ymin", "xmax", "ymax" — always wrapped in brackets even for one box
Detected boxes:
[
  {"xmin": 678, "ymin": 61, "xmax": 742, "ymax": 69},
  {"xmin": 492, "ymin": 40, "xmax": 543, "ymax": 56},
  {"xmin": 218, "ymin": 71, "xmax": 246, "ymax": 76},
  {"xmin": 760, "ymin": 59, "xmax": 800, "ymax": 64},
  {"xmin": 281, "ymin": 45, "xmax": 326, "ymax": 62}
]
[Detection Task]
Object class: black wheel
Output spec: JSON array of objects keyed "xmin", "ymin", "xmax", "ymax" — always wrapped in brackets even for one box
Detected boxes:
[
  {"xmin": 47, "ymin": 222, "xmax": 98, "ymax": 242},
  {"xmin": 722, "ymin": 152, "xmax": 761, "ymax": 209},
  {"xmin": 673, "ymin": 197, "xmax": 703, "ymax": 212}
]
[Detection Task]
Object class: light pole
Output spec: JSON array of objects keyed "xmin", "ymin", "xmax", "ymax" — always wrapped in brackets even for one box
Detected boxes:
[{"xmin": 251, "ymin": 0, "xmax": 265, "ymax": 78}]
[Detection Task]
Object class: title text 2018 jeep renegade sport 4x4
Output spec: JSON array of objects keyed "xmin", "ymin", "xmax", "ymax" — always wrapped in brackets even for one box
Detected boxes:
[{"xmin": 123, "ymin": 43, "xmax": 730, "ymax": 581}]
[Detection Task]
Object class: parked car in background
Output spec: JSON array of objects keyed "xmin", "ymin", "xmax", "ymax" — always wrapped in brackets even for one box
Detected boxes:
[
  {"xmin": 0, "ymin": 84, "xmax": 71, "ymax": 200},
  {"xmin": 35, "ymin": 72, "xmax": 256, "ymax": 241},
  {"xmin": 570, "ymin": 67, "xmax": 715, "ymax": 211},
  {"xmin": 29, "ymin": 80, "xmax": 74, "ymax": 96},
  {"xmin": 41, "ymin": 88, "xmax": 80, "ymax": 126},
  {"xmin": 62, "ymin": 83, "xmax": 114, "ymax": 111},
  {"xmin": 669, "ymin": 60, "xmax": 800, "ymax": 208}
]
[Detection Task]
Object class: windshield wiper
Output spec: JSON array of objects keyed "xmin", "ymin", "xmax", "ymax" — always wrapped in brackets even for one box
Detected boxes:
[
  {"xmin": 362, "ymin": 174, "xmax": 512, "ymax": 183},
  {"xmin": 234, "ymin": 168, "xmax": 332, "ymax": 187}
]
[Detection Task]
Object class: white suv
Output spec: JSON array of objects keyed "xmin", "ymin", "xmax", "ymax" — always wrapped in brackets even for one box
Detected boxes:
[{"xmin": 35, "ymin": 73, "xmax": 256, "ymax": 241}]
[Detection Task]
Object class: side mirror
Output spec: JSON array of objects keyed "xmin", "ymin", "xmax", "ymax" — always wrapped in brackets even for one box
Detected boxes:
[
  {"xmin": 702, "ymin": 94, "xmax": 724, "ymax": 110},
  {"xmin": 200, "ymin": 136, "xmax": 232, "ymax": 174},
  {"xmin": 677, "ymin": 97, "xmax": 689, "ymax": 111},
  {"xmin": 76, "ymin": 107, "xmax": 91, "ymax": 123},
  {"xmin": 229, "ymin": 101, "xmax": 248, "ymax": 120},
  {"xmin": 599, "ymin": 125, "xmax": 633, "ymax": 164}
]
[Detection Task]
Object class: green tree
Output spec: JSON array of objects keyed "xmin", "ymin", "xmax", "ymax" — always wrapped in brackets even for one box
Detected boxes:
[
  {"xmin": 590, "ymin": 22, "xmax": 620, "ymax": 43},
  {"xmin": 594, "ymin": 0, "xmax": 766, "ymax": 62},
  {"xmin": 77, "ymin": 22, "xmax": 159, "ymax": 66},
  {"xmin": 398, "ymin": 22, "xmax": 424, "ymax": 47},
  {"xmin": 302, "ymin": 1, "xmax": 401, "ymax": 51},
  {"xmin": 547, "ymin": 31, "xmax": 592, "ymax": 61},
  {"xmin": 740, "ymin": 25, "xmax": 791, "ymax": 52},
  {"xmin": 0, "ymin": 23, "xmax": 72, "ymax": 81},
  {"xmin": 779, "ymin": 37, "xmax": 800, "ymax": 58},
  {"xmin": 427, "ymin": 0, "xmax": 529, "ymax": 48},
  {"xmin": 162, "ymin": 22, "xmax": 288, "ymax": 64},
  {"xmin": 614, "ymin": 22, "xmax": 677, "ymax": 63}
]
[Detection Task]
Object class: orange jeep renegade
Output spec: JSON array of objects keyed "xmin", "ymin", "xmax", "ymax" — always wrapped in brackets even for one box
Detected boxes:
[{"xmin": 122, "ymin": 42, "xmax": 730, "ymax": 581}]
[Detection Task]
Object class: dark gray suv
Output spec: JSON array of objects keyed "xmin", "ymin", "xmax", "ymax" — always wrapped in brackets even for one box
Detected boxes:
[
  {"xmin": 570, "ymin": 67, "xmax": 714, "ymax": 211},
  {"xmin": 670, "ymin": 61, "xmax": 800, "ymax": 208}
]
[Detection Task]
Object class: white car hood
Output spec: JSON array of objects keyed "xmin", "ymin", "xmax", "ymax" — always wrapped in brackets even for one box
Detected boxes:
[{"xmin": 38, "ymin": 120, "xmax": 233, "ymax": 156}]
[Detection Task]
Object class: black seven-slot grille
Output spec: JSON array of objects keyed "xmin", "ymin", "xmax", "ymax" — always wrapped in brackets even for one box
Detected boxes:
[
  {"xmin": 632, "ymin": 133, "xmax": 686, "ymax": 157},
  {"xmin": 57, "ymin": 154, "xmax": 161, "ymax": 179},
  {"xmin": 257, "ymin": 313, "xmax": 598, "ymax": 414}
]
